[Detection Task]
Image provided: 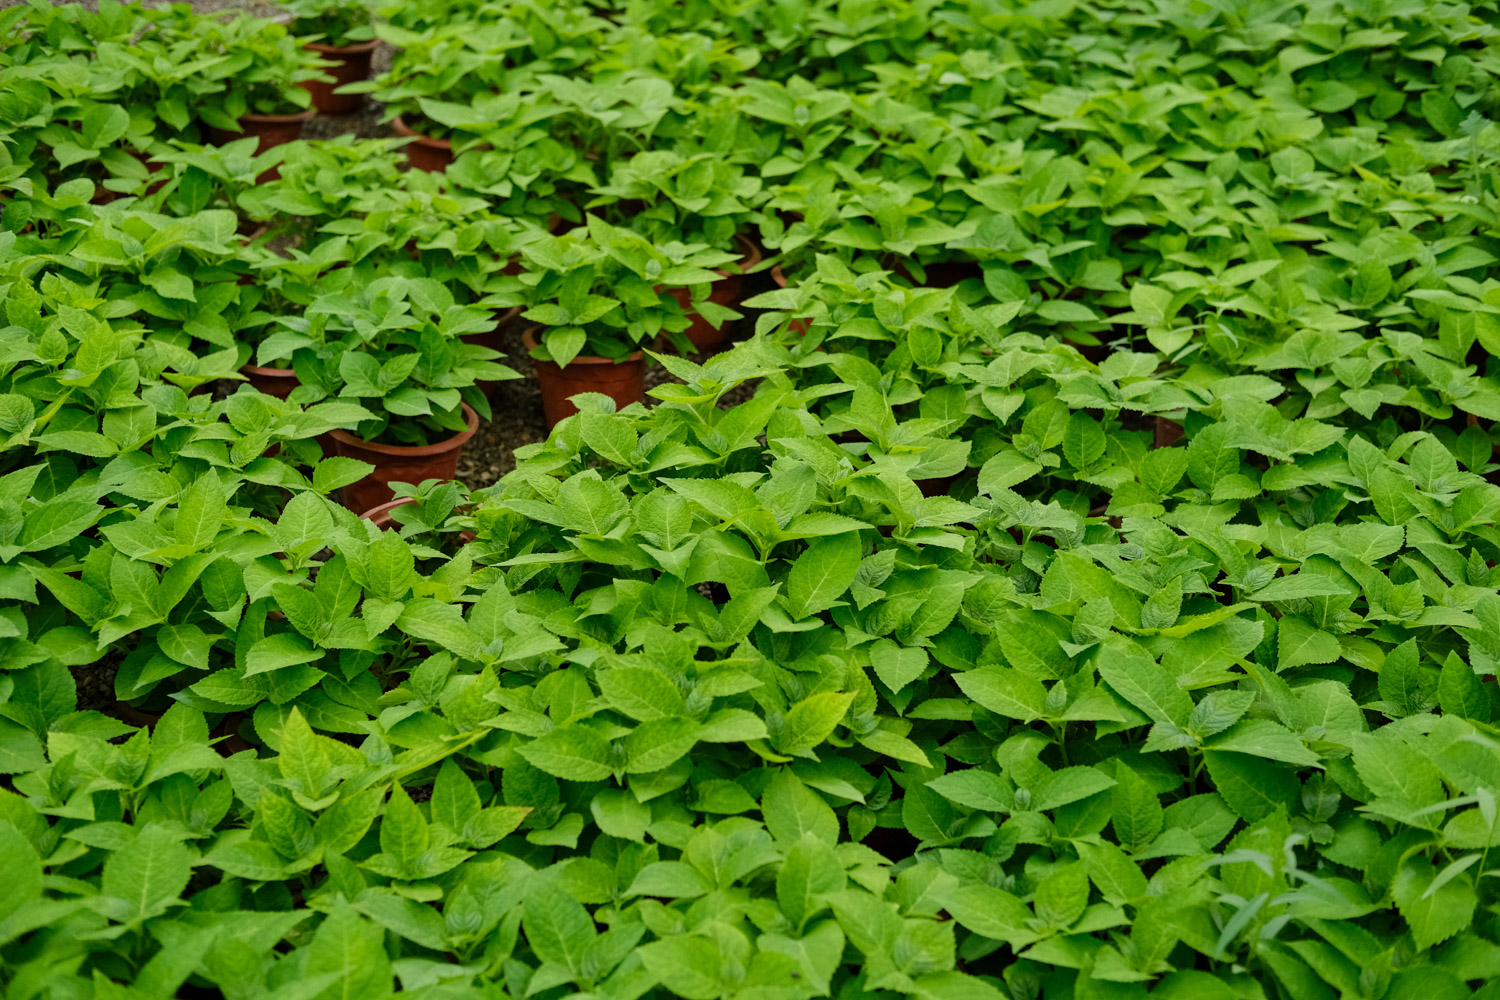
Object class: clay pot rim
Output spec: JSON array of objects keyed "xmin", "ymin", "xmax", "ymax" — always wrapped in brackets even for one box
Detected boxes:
[
  {"xmin": 240, "ymin": 109, "xmax": 318, "ymax": 124},
  {"xmin": 360, "ymin": 496, "xmax": 479, "ymax": 542},
  {"xmin": 305, "ymin": 38, "xmax": 380, "ymax": 55},
  {"xmin": 329, "ymin": 401, "xmax": 480, "ymax": 457},
  {"xmin": 243, "ymin": 362, "xmax": 295, "ymax": 377},
  {"xmin": 494, "ymin": 305, "xmax": 522, "ymax": 326},
  {"xmin": 358, "ymin": 496, "xmax": 416, "ymax": 527},
  {"xmin": 720, "ymin": 233, "xmax": 762, "ymax": 277},
  {"xmin": 392, "ymin": 115, "xmax": 453, "ymax": 151},
  {"xmin": 523, "ymin": 326, "xmax": 645, "ymax": 366}
]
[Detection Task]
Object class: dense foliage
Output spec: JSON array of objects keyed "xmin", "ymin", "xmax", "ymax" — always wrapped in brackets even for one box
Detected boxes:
[{"xmin": 3, "ymin": 0, "xmax": 1500, "ymax": 998}]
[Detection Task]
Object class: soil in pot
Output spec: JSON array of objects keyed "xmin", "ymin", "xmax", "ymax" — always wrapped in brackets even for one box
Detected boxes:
[
  {"xmin": 302, "ymin": 40, "xmax": 379, "ymax": 115},
  {"xmin": 524, "ymin": 327, "xmax": 645, "ymax": 428},
  {"xmin": 392, "ymin": 116, "xmax": 454, "ymax": 173},
  {"xmin": 665, "ymin": 234, "xmax": 761, "ymax": 353},
  {"xmin": 208, "ymin": 110, "xmax": 316, "ymax": 157},
  {"xmin": 330, "ymin": 403, "xmax": 480, "ymax": 513}
]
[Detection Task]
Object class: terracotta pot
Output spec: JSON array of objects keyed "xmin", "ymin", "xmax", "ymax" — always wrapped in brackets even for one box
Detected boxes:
[
  {"xmin": 524, "ymin": 327, "xmax": 644, "ymax": 427},
  {"xmin": 392, "ymin": 116, "xmax": 454, "ymax": 173},
  {"xmin": 208, "ymin": 110, "xmax": 315, "ymax": 156},
  {"xmin": 359, "ymin": 497, "xmax": 419, "ymax": 530},
  {"xmin": 1153, "ymin": 416, "xmax": 1184, "ymax": 449},
  {"xmin": 113, "ymin": 701, "xmax": 161, "ymax": 729},
  {"xmin": 464, "ymin": 306, "xmax": 521, "ymax": 397},
  {"xmin": 243, "ymin": 363, "xmax": 298, "ymax": 400},
  {"xmin": 665, "ymin": 234, "xmax": 761, "ymax": 353},
  {"xmin": 302, "ymin": 39, "xmax": 378, "ymax": 115},
  {"xmin": 359, "ymin": 497, "xmax": 478, "ymax": 543},
  {"xmin": 329, "ymin": 403, "xmax": 480, "ymax": 513},
  {"xmin": 893, "ymin": 258, "xmax": 982, "ymax": 288}
]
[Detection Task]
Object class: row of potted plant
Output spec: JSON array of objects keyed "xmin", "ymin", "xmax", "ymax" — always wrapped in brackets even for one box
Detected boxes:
[
  {"xmin": 6, "ymin": 0, "xmax": 1500, "ymax": 995},
  {"xmin": 4, "ymin": 324, "xmax": 1498, "ymax": 995}
]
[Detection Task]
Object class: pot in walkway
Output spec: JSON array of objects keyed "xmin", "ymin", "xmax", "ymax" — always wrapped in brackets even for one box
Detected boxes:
[
  {"xmin": 524, "ymin": 327, "xmax": 644, "ymax": 428},
  {"xmin": 329, "ymin": 403, "xmax": 480, "ymax": 513},
  {"xmin": 208, "ymin": 109, "xmax": 316, "ymax": 156},
  {"xmin": 464, "ymin": 306, "xmax": 521, "ymax": 397},
  {"xmin": 666, "ymin": 234, "xmax": 762, "ymax": 353},
  {"xmin": 392, "ymin": 116, "xmax": 454, "ymax": 173},
  {"xmin": 302, "ymin": 39, "xmax": 378, "ymax": 114}
]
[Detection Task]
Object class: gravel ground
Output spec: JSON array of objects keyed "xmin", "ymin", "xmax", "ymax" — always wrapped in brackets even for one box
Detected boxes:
[{"xmin": 456, "ymin": 305, "xmax": 768, "ymax": 492}]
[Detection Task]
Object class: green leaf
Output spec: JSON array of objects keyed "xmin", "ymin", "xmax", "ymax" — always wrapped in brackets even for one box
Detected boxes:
[
  {"xmin": 380, "ymin": 784, "xmax": 429, "ymax": 871},
  {"xmin": 776, "ymin": 834, "xmax": 844, "ymax": 930},
  {"xmin": 313, "ymin": 457, "xmax": 376, "ymax": 494},
  {"xmin": 277, "ymin": 708, "xmax": 331, "ymax": 800},
  {"xmin": 1203, "ymin": 751, "xmax": 1299, "ymax": 821},
  {"xmin": 524, "ymin": 881, "xmax": 596, "ymax": 973},
  {"xmin": 870, "ymin": 640, "xmax": 928, "ymax": 693},
  {"xmin": 303, "ymin": 904, "xmax": 391, "ymax": 1000},
  {"xmin": 1077, "ymin": 841, "xmax": 1147, "ymax": 905},
  {"xmin": 245, "ymin": 632, "xmax": 321, "ymax": 676},
  {"xmin": 1033, "ymin": 766, "xmax": 1116, "ymax": 811},
  {"xmin": 1202, "ymin": 719, "xmax": 1320, "ymax": 766},
  {"xmin": 597, "ymin": 667, "xmax": 684, "ymax": 721},
  {"xmin": 926, "ymin": 770, "xmax": 1015, "ymax": 812},
  {"xmin": 1378, "ymin": 639, "xmax": 1430, "ymax": 718},
  {"xmin": 517, "ymin": 724, "xmax": 615, "ymax": 781},
  {"xmin": 623, "ymin": 716, "xmax": 700, "ymax": 773},
  {"xmin": 1034, "ymin": 862, "xmax": 1088, "ymax": 928},
  {"xmin": 397, "ymin": 598, "xmax": 482, "ymax": 662},
  {"xmin": 0, "ymin": 819, "xmax": 42, "ymax": 917},
  {"xmin": 1097, "ymin": 638, "xmax": 1193, "ymax": 726},
  {"xmin": 762, "ymin": 769, "xmax": 838, "ymax": 844},
  {"xmin": 777, "ymin": 691, "xmax": 855, "ymax": 754},
  {"xmin": 638, "ymin": 936, "xmax": 724, "ymax": 1000},
  {"xmin": 102, "ymin": 825, "xmax": 191, "ymax": 924},
  {"xmin": 591, "ymin": 787, "xmax": 651, "ymax": 843},
  {"xmin": 174, "ymin": 475, "xmax": 227, "ymax": 551},
  {"xmin": 157, "ymin": 623, "xmax": 212, "ymax": 670},
  {"xmin": 786, "ymin": 532, "xmax": 862, "ymax": 619},
  {"xmin": 1110, "ymin": 765, "xmax": 1163, "ymax": 853},
  {"xmin": 430, "ymin": 759, "xmax": 481, "ymax": 838},
  {"xmin": 1353, "ymin": 734, "xmax": 1443, "ymax": 810},
  {"xmin": 1393, "ymin": 856, "xmax": 1476, "ymax": 950},
  {"xmin": 1277, "ymin": 615, "xmax": 1340, "ymax": 669},
  {"xmin": 1438, "ymin": 653, "xmax": 1490, "ymax": 722},
  {"xmin": 953, "ymin": 666, "xmax": 1046, "ymax": 722},
  {"xmin": 627, "ymin": 860, "xmax": 712, "ymax": 899},
  {"xmin": 1350, "ymin": 259, "xmax": 1392, "ymax": 308},
  {"xmin": 1062, "ymin": 412, "xmax": 1106, "ymax": 472}
]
